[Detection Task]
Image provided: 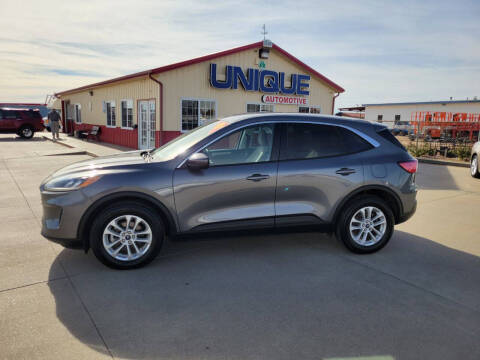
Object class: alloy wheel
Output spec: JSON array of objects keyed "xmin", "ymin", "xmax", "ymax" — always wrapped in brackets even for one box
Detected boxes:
[
  {"xmin": 349, "ymin": 206, "xmax": 387, "ymax": 246},
  {"xmin": 471, "ymin": 156, "xmax": 478, "ymax": 176},
  {"xmin": 22, "ymin": 128, "xmax": 33, "ymax": 137},
  {"xmin": 102, "ymin": 214, "xmax": 152, "ymax": 261}
]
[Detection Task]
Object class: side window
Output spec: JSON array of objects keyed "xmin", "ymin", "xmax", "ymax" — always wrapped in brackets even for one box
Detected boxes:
[
  {"xmin": 202, "ymin": 124, "xmax": 275, "ymax": 166},
  {"xmin": 280, "ymin": 123, "xmax": 344, "ymax": 160},
  {"xmin": 336, "ymin": 127, "xmax": 373, "ymax": 153},
  {"xmin": 2, "ymin": 110, "xmax": 19, "ymax": 119}
]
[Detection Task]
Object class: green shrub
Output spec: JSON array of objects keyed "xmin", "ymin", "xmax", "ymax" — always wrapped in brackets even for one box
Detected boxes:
[
  {"xmin": 452, "ymin": 146, "xmax": 471, "ymax": 161},
  {"xmin": 406, "ymin": 143, "xmax": 430, "ymax": 157}
]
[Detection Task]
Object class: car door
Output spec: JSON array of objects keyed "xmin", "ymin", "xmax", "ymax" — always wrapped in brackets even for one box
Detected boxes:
[
  {"xmin": 275, "ymin": 122, "xmax": 371, "ymax": 226},
  {"xmin": 173, "ymin": 123, "xmax": 279, "ymax": 232}
]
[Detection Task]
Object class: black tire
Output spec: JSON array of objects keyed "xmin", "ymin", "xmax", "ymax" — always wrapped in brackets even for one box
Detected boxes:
[
  {"xmin": 18, "ymin": 125, "xmax": 34, "ymax": 139},
  {"xmin": 471, "ymin": 155, "xmax": 480, "ymax": 179},
  {"xmin": 335, "ymin": 195, "xmax": 395, "ymax": 254},
  {"xmin": 90, "ymin": 202, "xmax": 164, "ymax": 269}
]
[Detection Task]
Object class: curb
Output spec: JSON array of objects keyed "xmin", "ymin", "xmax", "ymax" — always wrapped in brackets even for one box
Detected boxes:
[
  {"xmin": 42, "ymin": 135, "xmax": 98, "ymax": 157},
  {"xmin": 418, "ymin": 158, "xmax": 470, "ymax": 168}
]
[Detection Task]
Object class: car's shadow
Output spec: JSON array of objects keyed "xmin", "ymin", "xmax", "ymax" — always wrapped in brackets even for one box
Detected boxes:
[
  {"xmin": 0, "ymin": 136, "xmax": 47, "ymax": 142},
  {"xmin": 48, "ymin": 231, "xmax": 480, "ymax": 359}
]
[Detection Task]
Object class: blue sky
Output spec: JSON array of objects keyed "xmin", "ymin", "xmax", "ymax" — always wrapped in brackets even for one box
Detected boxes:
[{"xmin": 0, "ymin": 0, "xmax": 479, "ymax": 110}]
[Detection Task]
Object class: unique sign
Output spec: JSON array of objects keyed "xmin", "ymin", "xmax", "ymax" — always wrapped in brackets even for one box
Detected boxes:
[
  {"xmin": 210, "ymin": 64, "xmax": 310, "ymax": 95},
  {"xmin": 262, "ymin": 95, "xmax": 308, "ymax": 105}
]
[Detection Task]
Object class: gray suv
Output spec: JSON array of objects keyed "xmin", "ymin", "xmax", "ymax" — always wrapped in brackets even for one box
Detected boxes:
[{"xmin": 40, "ymin": 114, "xmax": 418, "ymax": 269}]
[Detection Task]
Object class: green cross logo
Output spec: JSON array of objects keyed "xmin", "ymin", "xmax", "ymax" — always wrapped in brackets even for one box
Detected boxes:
[{"xmin": 259, "ymin": 61, "xmax": 266, "ymax": 69}]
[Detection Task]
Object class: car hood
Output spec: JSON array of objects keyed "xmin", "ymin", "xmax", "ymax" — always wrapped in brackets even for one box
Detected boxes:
[{"xmin": 48, "ymin": 150, "xmax": 148, "ymax": 178}]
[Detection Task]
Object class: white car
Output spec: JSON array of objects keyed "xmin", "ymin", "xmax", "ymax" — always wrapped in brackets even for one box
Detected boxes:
[{"xmin": 471, "ymin": 141, "xmax": 480, "ymax": 178}]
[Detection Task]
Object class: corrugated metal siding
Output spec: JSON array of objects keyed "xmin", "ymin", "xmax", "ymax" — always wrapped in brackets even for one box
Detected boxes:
[
  {"xmin": 61, "ymin": 76, "xmax": 160, "ymax": 139},
  {"xmin": 71, "ymin": 123, "xmax": 138, "ymax": 148},
  {"xmin": 155, "ymin": 47, "xmax": 335, "ymax": 131},
  {"xmin": 60, "ymin": 46, "xmax": 336, "ymax": 148}
]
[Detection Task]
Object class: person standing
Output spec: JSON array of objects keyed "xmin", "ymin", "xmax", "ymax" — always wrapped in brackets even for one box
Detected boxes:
[{"xmin": 48, "ymin": 109, "xmax": 61, "ymax": 141}]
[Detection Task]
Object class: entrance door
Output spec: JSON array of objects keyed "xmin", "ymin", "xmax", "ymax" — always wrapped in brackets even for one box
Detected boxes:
[{"xmin": 138, "ymin": 100, "xmax": 156, "ymax": 150}]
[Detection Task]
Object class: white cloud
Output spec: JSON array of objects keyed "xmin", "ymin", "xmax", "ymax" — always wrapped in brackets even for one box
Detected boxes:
[{"xmin": 0, "ymin": 0, "xmax": 478, "ymax": 108}]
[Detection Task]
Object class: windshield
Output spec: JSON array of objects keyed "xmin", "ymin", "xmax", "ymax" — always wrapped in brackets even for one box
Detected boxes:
[{"xmin": 151, "ymin": 120, "xmax": 229, "ymax": 161}]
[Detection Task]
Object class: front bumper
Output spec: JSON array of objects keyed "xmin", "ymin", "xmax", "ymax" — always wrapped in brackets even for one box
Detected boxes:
[
  {"xmin": 40, "ymin": 187, "xmax": 91, "ymax": 246},
  {"xmin": 41, "ymin": 232, "xmax": 83, "ymax": 249}
]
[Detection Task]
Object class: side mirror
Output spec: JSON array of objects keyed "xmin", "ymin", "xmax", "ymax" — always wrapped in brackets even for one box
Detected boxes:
[{"xmin": 186, "ymin": 152, "xmax": 209, "ymax": 170}]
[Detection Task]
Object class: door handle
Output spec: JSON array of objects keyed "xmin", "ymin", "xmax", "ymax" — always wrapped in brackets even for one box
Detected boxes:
[
  {"xmin": 335, "ymin": 168, "xmax": 356, "ymax": 176},
  {"xmin": 246, "ymin": 174, "xmax": 270, "ymax": 181}
]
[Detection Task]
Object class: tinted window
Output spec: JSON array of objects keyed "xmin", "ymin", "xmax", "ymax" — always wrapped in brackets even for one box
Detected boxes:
[
  {"xmin": 280, "ymin": 123, "xmax": 371, "ymax": 161},
  {"xmin": 203, "ymin": 124, "xmax": 275, "ymax": 166},
  {"xmin": 26, "ymin": 110, "xmax": 41, "ymax": 119},
  {"xmin": 378, "ymin": 129, "xmax": 406, "ymax": 150},
  {"xmin": 1, "ymin": 110, "xmax": 19, "ymax": 119},
  {"xmin": 336, "ymin": 127, "xmax": 373, "ymax": 153}
]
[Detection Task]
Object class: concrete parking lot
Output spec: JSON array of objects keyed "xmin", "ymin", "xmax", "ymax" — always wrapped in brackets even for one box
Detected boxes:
[{"xmin": 1, "ymin": 133, "xmax": 479, "ymax": 360}]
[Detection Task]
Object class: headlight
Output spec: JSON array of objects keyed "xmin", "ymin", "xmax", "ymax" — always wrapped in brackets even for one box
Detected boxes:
[{"xmin": 44, "ymin": 174, "xmax": 102, "ymax": 191}]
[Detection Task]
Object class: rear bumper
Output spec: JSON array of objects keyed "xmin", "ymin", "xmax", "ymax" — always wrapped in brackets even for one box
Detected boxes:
[{"xmin": 397, "ymin": 198, "xmax": 417, "ymax": 224}]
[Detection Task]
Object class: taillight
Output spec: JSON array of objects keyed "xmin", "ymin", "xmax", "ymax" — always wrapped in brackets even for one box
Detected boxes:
[{"xmin": 398, "ymin": 160, "xmax": 418, "ymax": 173}]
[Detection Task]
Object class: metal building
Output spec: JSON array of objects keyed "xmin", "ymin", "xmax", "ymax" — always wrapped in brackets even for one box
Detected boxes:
[{"xmin": 54, "ymin": 41, "xmax": 344, "ymax": 149}]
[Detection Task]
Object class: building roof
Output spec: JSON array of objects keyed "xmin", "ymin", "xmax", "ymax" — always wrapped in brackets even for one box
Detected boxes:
[
  {"xmin": 55, "ymin": 41, "xmax": 344, "ymax": 96},
  {"xmin": 363, "ymin": 100, "xmax": 480, "ymax": 107},
  {"xmin": 0, "ymin": 103, "xmax": 46, "ymax": 106},
  {"xmin": 338, "ymin": 106, "xmax": 365, "ymax": 111},
  {"xmin": 336, "ymin": 111, "xmax": 365, "ymax": 119}
]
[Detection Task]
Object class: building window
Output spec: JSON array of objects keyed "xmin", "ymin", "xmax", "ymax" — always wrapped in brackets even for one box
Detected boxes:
[
  {"xmin": 181, "ymin": 99, "xmax": 216, "ymax": 131},
  {"xmin": 299, "ymin": 106, "xmax": 321, "ymax": 114},
  {"xmin": 246, "ymin": 103, "xmax": 274, "ymax": 113},
  {"xmin": 394, "ymin": 114, "xmax": 401, "ymax": 124},
  {"xmin": 106, "ymin": 101, "xmax": 116, "ymax": 127},
  {"xmin": 377, "ymin": 115, "xmax": 383, "ymax": 123},
  {"xmin": 121, "ymin": 100, "xmax": 133, "ymax": 128},
  {"xmin": 74, "ymin": 104, "xmax": 82, "ymax": 124}
]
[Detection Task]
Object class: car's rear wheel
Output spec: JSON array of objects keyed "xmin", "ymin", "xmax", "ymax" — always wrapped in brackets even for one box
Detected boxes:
[
  {"xmin": 18, "ymin": 125, "xmax": 34, "ymax": 139},
  {"xmin": 336, "ymin": 195, "xmax": 394, "ymax": 253},
  {"xmin": 471, "ymin": 155, "xmax": 480, "ymax": 178},
  {"xmin": 90, "ymin": 202, "xmax": 164, "ymax": 269}
]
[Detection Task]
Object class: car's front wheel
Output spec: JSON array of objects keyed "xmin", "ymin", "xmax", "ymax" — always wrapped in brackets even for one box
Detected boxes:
[
  {"xmin": 90, "ymin": 202, "xmax": 164, "ymax": 269},
  {"xmin": 336, "ymin": 195, "xmax": 394, "ymax": 253},
  {"xmin": 471, "ymin": 155, "xmax": 480, "ymax": 178}
]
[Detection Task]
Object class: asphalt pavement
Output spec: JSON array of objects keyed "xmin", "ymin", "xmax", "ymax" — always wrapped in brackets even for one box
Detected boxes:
[{"xmin": 1, "ymin": 133, "xmax": 479, "ymax": 360}]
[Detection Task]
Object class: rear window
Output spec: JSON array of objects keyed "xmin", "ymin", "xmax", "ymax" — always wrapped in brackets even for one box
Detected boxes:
[
  {"xmin": 377, "ymin": 129, "xmax": 406, "ymax": 150},
  {"xmin": 336, "ymin": 127, "xmax": 373, "ymax": 153},
  {"xmin": 29, "ymin": 110, "xmax": 42, "ymax": 119}
]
